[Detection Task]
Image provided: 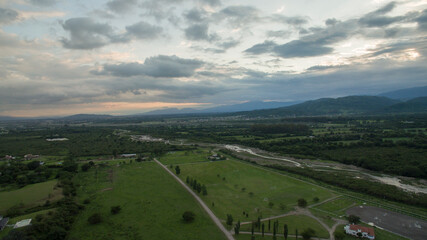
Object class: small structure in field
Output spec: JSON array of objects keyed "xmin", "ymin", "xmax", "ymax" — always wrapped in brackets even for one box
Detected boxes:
[
  {"xmin": 24, "ymin": 154, "xmax": 39, "ymax": 160},
  {"xmin": 120, "ymin": 153, "xmax": 137, "ymax": 158},
  {"xmin": 46, "ymin": 138, "xmax": 69, "ymax": 141},
  {"xmin": 14, "ymin": 219, "xmax": 32, "ymax": 229},
  {"xmin": 208, "ymin": 153, "xmax": 225, "ymax": 161},
  {"xmin": 0, "ymin": 216, "xmax": 9, "ymax": 231},
  {"xmin": 344, "ymin": 224, "xmax": 375, "ymax": 239}
]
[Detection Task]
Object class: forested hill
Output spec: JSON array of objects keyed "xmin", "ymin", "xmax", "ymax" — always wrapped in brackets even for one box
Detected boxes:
[
  {"xmin": 240, "ymin": 96, "xmax": 401, "ymax": 117},
  {"xmin": 381, "ymin": 97, "xmax": 427, "ymax": 113}
]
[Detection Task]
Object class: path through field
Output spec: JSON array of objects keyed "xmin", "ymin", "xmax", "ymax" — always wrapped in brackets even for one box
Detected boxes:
[{"xmin": 154, "ymin": 159, "xmax": 234, "ymax": 240}]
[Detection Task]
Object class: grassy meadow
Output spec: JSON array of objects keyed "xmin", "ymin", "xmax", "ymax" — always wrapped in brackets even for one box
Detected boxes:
[
  {"xmin": 174, "ymin": 155, "xmax": 336, "ymax": 221},
  {"xmin": 159, "ymin": 149, "xmax": 212, "ymax": 165},
  {"xmin": 69, "ymin": 161, "xmax": 227, "ymax": 240},
  {"xmin": 0, "ymin": 179, "xmax": 61, "ymax": 214}
]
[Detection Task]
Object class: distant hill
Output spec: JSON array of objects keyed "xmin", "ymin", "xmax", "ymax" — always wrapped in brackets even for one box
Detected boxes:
[
  {"xmin": 379, "ymin": 86, "xmax": 427, "ymax": 100},
  {"xmin": 382, "ymin": 97, "xmax": 427, "ymax": 113},
  {"xmin": 141, "ymin": 108, "xmax": 198, "ymax": 115},
  {"xmin": 141, "ymin": 101, "xmax": 301, "ymax": 116},
  {"xmin": 61, "ymin": 114, "xmax": 114, "ymax": 120},
  {"xmin": 199, "ymin": 100, "xmax": 301, "ymax": 113},
  {"xmin": 242, "ymin": 96, "xmax": 401, "ymax": 117}
]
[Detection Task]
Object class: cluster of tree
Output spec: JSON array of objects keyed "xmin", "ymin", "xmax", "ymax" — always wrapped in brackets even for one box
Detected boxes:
[
  {"xmin": 0, "ymin": 160, "xmax": 54, "ymax": 187},
  {"xmin": 2, "ymin": 165, "xmax": 82, "ymax": 240},
  {"xmin": 251, "ymin": 123, "xmax": 311, "ymax": 135},
  {"xmin": 186, "ymin": 176, "xmax": 207, "ymax": 195}
]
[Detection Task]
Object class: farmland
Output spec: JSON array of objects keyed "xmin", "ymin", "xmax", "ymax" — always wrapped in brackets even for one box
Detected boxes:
[{"xmin": 69, "ymin": 161, "xmax": 227, "ymax": 240}]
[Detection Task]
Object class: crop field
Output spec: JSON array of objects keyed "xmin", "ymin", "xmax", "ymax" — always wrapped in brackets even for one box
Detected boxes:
[
  {"xmin": 239, "ymin": 214, "xmax": 329, "ymax": 238},
  {"xmin": 159, "ymin": 149, "xmax": 212, "ymax": 165},
  {"xmin": 69, "ymin": 161, "xmax": 227, "ymax": 240},
  {"xmin": 176, "ymin": 157, "xmax": 336, "ymax": 221},
  {"xmin": 0, "ymin": 179, "xmax": 61, "ymax": 214}
]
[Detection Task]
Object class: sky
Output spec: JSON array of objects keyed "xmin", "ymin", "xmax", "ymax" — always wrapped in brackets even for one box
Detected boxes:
[{"xmin": 0, "ymin": 0, "xmax": 426, "ymax": 117}]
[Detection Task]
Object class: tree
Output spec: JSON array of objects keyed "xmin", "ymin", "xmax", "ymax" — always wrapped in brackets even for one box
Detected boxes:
[
  {"xmin": 279, "ymin": 203, "xmax": 286, "ymax": 210},
  {"xmin": 88, "ymin": 213, "xmax": 102, "ymax": 224},
  {"xmin": 110, "ymin": 205, "xmax": 121, "ymax": 214},
  {"xmin": 334, "ymin": 231, "xmax": 346, "ymax": 240},
  {"xmin": 226, "ymin": 214, "xmax": 233, "ymax": 226},
  {"xmin": 348, "ymin": 214, "xmax": 360, "ymax": 224},
  {"xmin": 297, "ymin": 198, "xmax": 308, "ymax": 208},
  {"xmin": 182, "ymin": 211, "xmax": 195, "ymax": 222},
  {"xmin": 301, "ymin": 228, "xmax": 315, "ymax": 240},
  {"xmin": 268, "ymin": 201, "xmax": 274, "ymax": 208},
  {"xmin": 186, "ymin": 176, "xmax": 190, "ymax": 183},
  {"xmin": 268, "ymin": 219, "xmax": 271, "ymax": 231},
  {"xmin": 262, "ymin": 223, "xmax": 265, "ymax": 236},
  {"xmin": 284, "ymin": 224, "xmax": 288, "ymax": 240},
  {"xmin": 81, "ymin": 163, "xmax": 91, "ymax": 172},
  {"xmin": 202, "ymin": 185, "xmax": 208, "ymax": 195},
  {"xmin": 313, "ymin": 197, "xmax": 320, "ymax": 203},
  {"xmin": 175, "ymin": 166, "xmax": 180, "ymax": 175}
]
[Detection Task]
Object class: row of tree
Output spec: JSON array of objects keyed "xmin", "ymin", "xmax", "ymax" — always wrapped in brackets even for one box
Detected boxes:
[{"xmin": 186, "ymin": 176, "xmax": 208, "ymax": 195}]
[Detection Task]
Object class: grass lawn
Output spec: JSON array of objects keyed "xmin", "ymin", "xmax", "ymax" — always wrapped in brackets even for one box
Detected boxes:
[
  {"xmin": 334, "ymin": 224, "xmax": 409, "ymax": 240},
  {"xmin": 309, "ymin": 208, "xmax": 338, "ymax": 228},
  {"xmin": 314, "ymin": 197, "xmax": 357, "ymax": 216},
  {"xmin": 69, "ymin": 161, "xmax": 227, "ymax": 240},
  {"xmin": 159, "ymin": 149, "xmax": 212, "ymax": 165},
  {"xmin": 0, "ymin": 180, "xmax": 61, "ymax": 214},
  {"xmin": 177, "ymin": 158, "xmax": 336, "ymax": 222},
  {"xmin": 239, "ymin": 215, "xmax": 329, "ymax": 239}
]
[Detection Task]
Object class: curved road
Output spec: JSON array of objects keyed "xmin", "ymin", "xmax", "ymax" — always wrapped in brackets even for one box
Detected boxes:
[{"xmin": 154, "ymin": 159, "xmax": 234, "ymax": 240}]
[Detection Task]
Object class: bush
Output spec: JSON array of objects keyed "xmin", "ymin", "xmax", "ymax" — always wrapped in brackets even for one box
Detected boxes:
[
  {"xmin": 226, "ymin": 214, "xmax": 233, "ymax": 226},
  {"xmin": 111, "ymin": 205, "xmax": 121, "ymax": 214},
  {"xmin": 182, "ymin": 211, "xmax": 195, "ymax": 222},
  {"xmin": 88, "ymin": 213, "xmax": 102, "ymax": 225},
  {"xmin": 83, "ymin": 198, "xmax": 91, "ymax": 204},
  {"xmin": 301, "ymin": 228, "xmax": 315, "ymax": 240},
  {"xmin": 298, "ymin": 198, "xmax": 307, "ymax": 208},
  {"xmin": 348, "ymin": 214, "xmax": 360, "ymax": 224},
  {"xmin": 81, "ymin": 163, "xmax": 91, "ymax": 172}
]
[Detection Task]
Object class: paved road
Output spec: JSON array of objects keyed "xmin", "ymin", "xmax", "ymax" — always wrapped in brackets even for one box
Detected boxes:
[
  {"xmin": 154, "ymin": 159, "xmax": 234, "ymax": 240},
  {"xmin": 347, "ymin": 205, "xmax": 427, "ymax": 240}
]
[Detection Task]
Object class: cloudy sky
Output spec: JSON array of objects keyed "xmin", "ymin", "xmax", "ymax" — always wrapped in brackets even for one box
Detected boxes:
[{"xmin": 0, "ymin": 0, "xmax": 426, "ymax": 117}]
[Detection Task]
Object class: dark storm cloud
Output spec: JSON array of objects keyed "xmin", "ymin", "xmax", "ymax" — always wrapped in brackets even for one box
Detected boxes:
[
  {"xmin": 94, "ymin": 55, "xmax": 204, "ymax": 78},
  {"xmin": 60, "ymin": 18, "xmax": 114, "ymax": 49},
  {"xmin": 184, "ymin": 23, "xmax": 218, "ymax": 41},
  {"xmin": 107, "ymin": 0, "xmax": 138, "ymax": 14},
  {"xmin": 273, "ymin": 40, "xmax": 334, "ymax": 58},
  {"xmin": 415, "ymin": 9, "xmax": 427, "ymax": 31},
  {"xmin": 0, "ymin": 8, "xmax": 18, "ymax": 24},
  {"xmin": 244, "ymin": 41, "xmax": 277, "ymax": 54},
  {"xmin": 26, "ymin": 0, "xmax": 59, "ymax": 7},
  {"xmin": 125, "ymin": 21, "xmax": 163, "ymax": 39},
  {"xmin": 60, "ymin": 18, "xmax": 163, "ymax": 49},
  {"xmin": 184, "ymin": 8, "xmax": 207, "ymax": 22},
  {"xmin": 357, "ymin": 1, "xmax": 405, "ymax": 27},
  {"xmin": 266, "ymin": 30, "xmax": 291, "ymax": 38}
]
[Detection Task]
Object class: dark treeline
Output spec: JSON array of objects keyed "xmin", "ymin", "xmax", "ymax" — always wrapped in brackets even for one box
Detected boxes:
[{"xmin": 251, "ymin": 123, "xmax": 311, "ymax": 135}]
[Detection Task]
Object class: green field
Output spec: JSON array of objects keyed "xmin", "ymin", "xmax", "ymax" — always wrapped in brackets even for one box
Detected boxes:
[
  {"xmin": 235, "ymin": 235, "xmax": 298, "ymax": 240},
  {"xmin": 176, "ymin": 158, "xmax": 336, "ymax": 221},
  {"xmin": 159, "ymin": 149, "xmax": 212, "ymax": 165},
  {"xmin": 69, "ymin": 162, "xmax": 227, "ymax": 240},
  {"xmin": 0, "ymin": 180, "xmax": 61, "ymax": 214},
  {"xmin": 240, "ymin": 214, "xmax": 329, "ymax": 238},
  {"xmin": 313, "ymin": 197, "xmax": 357, "ymax": 216}
]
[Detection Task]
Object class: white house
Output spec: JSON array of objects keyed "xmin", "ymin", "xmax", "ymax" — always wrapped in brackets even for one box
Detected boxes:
[
  {"xmin": 344, "ymin": 224, "xmax": 375, "ymax": 239},
  {"xmin": 14, "ymin": 219, "xmax": 32, "ymax": 229}
]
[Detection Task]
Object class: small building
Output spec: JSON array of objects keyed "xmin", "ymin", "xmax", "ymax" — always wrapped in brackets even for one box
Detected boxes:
[
  {"xmin": 14, "ymin": 219, "xmax": 32, "ymax": 229},
  {"xmin": 24, "ymin": 154, "xmax": 39, "ymax": 160},
  {"xmin": 0, "ymin": 216, "xmax": 9, "ymax": 231},
  {"xmin": 120, "ymin": 154, "xmax": 137, "ymax": 158},
  {"xmin": 208, "ymin": 153, "xmax": 224, "ymax": 161},
  {"xmin": 344, "ymin": 224, "xmax": 375, "ymax": 239},
  {"xmin": 2, "ymin": 155, "xmax": 15, "ymax": 161}
]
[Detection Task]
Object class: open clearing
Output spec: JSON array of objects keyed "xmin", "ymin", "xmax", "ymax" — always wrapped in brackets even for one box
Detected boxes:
[
  {"xmin": 346, "ymin": 205, "xmax": 427, "ymax": 240},
  {"xmin": 176, "ymin": 157, "xmax": 336, "ymax": 221},
  {"xmin": 159, "ymin": 149, "xmax": 212, "ymax": 165},
  {"xmin": 0, "ymin": 179, "xmax": 61, "ymax": 214},
  {"xmin": 69, "ymin": 162, "xmax": 227, "ymax": 240}
]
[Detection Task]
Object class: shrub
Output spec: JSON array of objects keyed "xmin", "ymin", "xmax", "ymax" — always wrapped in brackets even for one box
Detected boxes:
[
  {"xmin": 111, "ymin": 205, "xmax": 121, "ymax": 215},
  {"xmin": 88, "ymin": 213, "xmax": 102, "ymax": 225},
  {"xmin": 182, "ymin": 211, "xmax": 195, "ymax": 222},
  {"xmin": 297, "ymin": 198, "xmax": 307, "ymax": 208}
]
